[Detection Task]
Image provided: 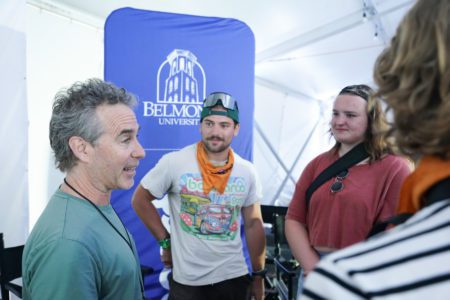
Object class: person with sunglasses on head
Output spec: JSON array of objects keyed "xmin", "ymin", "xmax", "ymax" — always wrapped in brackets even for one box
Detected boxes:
[
  {"xmin": 301, "ymin": 1, "xmax": 450, "ymax": 299},
  {"xmin": 132, "ymin": 92, "xmax": 266, "ymax": 300},
  {"xmin": 285, "ymin": 84, "xmax": 411, "ymax": 298}
]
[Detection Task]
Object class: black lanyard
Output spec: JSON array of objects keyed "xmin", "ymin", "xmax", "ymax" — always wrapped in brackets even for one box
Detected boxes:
[
  {"xmin": 63, "ymin": 178, "xmax": 145, "ymax": 299},
  {"xmin": 64, "ymin": 178, "xmax": 132, "ymax": 249}
]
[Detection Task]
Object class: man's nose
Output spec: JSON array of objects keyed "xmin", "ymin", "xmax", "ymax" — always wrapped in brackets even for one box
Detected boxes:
[{"xmin": 132, "ymin": 140, "xmax": 146, "ymax": 159}]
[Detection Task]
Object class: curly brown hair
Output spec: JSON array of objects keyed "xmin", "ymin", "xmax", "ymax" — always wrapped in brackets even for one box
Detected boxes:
[{"xmin": 374, "ymin": 0, "xmax": 450, "ymax": 160}]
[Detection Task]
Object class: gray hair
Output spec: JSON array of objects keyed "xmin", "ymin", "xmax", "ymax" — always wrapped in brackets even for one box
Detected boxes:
[{"xmin": 49, "ymin": 78, "xmax": 137, "ymax": 172}]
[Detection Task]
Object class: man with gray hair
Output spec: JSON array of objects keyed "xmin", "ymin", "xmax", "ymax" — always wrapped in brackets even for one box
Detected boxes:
[{"xmin": 22, "ymin": 78, "xmax": 146, "ymax": 299}]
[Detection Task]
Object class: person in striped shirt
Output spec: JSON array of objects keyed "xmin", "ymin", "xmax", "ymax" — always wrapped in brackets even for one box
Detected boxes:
[{"xmin": 301, "ymin": 0, "xmax": 450, "ymax": 299}]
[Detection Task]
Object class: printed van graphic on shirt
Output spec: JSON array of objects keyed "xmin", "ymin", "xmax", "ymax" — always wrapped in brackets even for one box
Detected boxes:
[
  {"xmin": 178, "ymin": 173, "xmax": 246, "ymax": 240},
  {"xmin": 142, "ymin": 49, "xmax": 206, "ymax": 126},
  {"xmin": 105, "ymin": 8, "xmax": 255, "ymax": 299}
]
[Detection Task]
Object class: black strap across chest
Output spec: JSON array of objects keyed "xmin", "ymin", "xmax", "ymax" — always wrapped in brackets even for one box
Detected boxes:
[
  {"xmin": 424, "ymin": 176, "xmax": 450, "ymax": 207},
  {"xmin": 305, "ymin": 143, "xmax": 369, "ymax": 211},
  {"xmin": 367, "ymin": 176, "xmax": 450, "ymax": 238}
]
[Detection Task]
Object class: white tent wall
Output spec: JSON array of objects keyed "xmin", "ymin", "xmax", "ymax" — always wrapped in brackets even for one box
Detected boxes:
[
  {"xmin": 26, "ymin": 4, "xmax": 103, "ymax": 228},
  {"xmin": 254, "ymin": 85, "xmax": 334, "ymax": 206},
  {"xmin": 0, "ymin": 0, "xmax": 28, "ymax": 247}
]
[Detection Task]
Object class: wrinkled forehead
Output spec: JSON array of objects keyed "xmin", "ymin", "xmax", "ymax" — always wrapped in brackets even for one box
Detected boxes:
[{"xmin": 96, "ymin": 104, "xmax": 138, "ymax": 134}]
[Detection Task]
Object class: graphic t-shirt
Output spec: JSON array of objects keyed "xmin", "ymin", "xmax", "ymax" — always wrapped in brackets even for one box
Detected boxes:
[
  {"xmin": 178, "ymin": 172, "xmax": 248, "ymax": 240},
  {"xmin": 141, "ymin": 143, "xmax": 262, "ymax": 285}
]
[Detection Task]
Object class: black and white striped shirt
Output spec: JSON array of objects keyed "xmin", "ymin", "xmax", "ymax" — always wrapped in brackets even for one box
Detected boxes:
[{"xmin": 302, "ymin": 199, "xmax": 450, "ymax": 300}]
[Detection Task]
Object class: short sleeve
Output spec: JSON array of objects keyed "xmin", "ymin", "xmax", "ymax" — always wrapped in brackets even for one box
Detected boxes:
[
  {"xmin": 25, "ymin": 239, "xmax": 99, "ymax": 299},
  {"xmin": 140, "ymin": 153, "xmax": 173, "ymax": 199},
  {"xmin": 243, "ymin": 163, "xmax": 263, "ymax": 207},
  {"xmin": 376, "ymin": 156, "xmax": 411, "ymax": 221}
]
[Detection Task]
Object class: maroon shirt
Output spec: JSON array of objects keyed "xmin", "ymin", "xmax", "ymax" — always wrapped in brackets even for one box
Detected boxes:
[{"xmin": 286, "ymin": 150, "xmax": 411, "ymax": 249}]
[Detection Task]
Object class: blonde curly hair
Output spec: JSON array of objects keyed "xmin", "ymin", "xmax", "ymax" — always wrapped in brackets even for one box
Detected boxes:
[{"xmin": 374, "ymin": 0, "xmax": 450, "ymax": 160}]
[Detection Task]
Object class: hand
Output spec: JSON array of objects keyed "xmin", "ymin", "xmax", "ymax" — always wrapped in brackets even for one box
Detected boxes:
[
  {"xmin": 302, "ymin": 264, "xmax": 316, "ymax": 278},
  {"xmin": 160, "ymin": 248, "xmax": 172, "ymax": 268},
  {"xmin": 302, "ymin": 253, "xmax": 321, "ymax": 278},
  {"xmin": 250, "ymin": 275, "xmax": 265, "ymax": 300}
]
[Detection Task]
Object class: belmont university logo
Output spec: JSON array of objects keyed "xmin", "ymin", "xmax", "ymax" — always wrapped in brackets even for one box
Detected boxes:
[{"xmin": 142, "ymin": 49, "xmax": 206, "ymax": 126}]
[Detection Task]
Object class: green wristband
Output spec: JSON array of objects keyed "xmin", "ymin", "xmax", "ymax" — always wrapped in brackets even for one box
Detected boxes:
[{"xmin": 158, "ymin": 237, "xmax": 171, "ymax": 249}]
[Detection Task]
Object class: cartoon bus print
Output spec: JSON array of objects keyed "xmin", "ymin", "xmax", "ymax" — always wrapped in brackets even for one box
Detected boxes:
[
  {"xmin": 194, "ymin": 204, "xmax": 232, "ymax": 234},
  {"xmin": 180, "ymin": 194, "xmax": 239, "ymax": 238}
]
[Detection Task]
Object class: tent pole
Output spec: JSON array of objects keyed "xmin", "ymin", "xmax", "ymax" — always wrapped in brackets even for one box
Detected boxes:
[
  {"xmin": 254, "ymin": 122, "xmax": 297, "ymax": 185},
  {"xmin": 270, "ymin": 117, "xmax": 321, "ymax": 205}
]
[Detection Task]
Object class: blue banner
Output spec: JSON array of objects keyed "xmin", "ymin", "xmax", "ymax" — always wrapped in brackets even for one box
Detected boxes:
[{"xmin": 105, "ymin": 8, "xmax": 255, "ymax": 299}]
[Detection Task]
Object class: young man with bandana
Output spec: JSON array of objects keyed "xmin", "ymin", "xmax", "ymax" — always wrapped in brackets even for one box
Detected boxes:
[{"xmin": 132, "ymin": 92, "xmax": 266, "ymax": 300}]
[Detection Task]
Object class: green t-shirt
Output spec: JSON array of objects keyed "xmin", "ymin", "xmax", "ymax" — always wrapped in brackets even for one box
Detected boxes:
[{"xmin": 22, "ymin": 190, "xmax": 143, "ymax": 299}]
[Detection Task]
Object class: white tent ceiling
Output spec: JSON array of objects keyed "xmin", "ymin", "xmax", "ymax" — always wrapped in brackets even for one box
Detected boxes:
[{"xmin": 29, "ymin": 0, "xmax": 414, "ymax": 101}]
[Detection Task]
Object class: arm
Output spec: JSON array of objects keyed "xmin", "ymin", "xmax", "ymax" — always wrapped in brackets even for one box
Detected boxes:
[
  {"xmin": 242, "ymin": 203, "xmax": 266, "ymax": 300},
  {"xmin": 285, "ymin": 219, "xmax": 320, "ymax": 276},
  {"xmin": 285, "ymin": 158, "xmax": 321, "ymax": 276},
  {"xmin": 132, "ymin": 184, "xmax": 172, "ymax": 267}
]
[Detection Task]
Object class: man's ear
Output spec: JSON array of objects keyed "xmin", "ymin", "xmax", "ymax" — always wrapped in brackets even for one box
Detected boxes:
[
  {"xmin": 68, "ymin": 136, "xmax": 89, "ymax": 162},
  {"xmin": 234, "ymin": 123, "xmax": 240, "ymax": 136}
]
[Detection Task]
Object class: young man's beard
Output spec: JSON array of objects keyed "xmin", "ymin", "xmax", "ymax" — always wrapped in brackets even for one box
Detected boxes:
[{"xmin": 203, "ymin": 136, "xmax": 231, "ymax": 154}]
